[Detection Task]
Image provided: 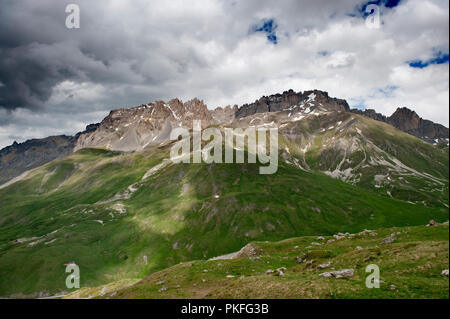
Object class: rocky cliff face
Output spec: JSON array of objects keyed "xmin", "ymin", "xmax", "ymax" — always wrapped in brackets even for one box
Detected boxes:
[
  {"xmin": 351, "ymin": 107, "xmax": 449, "ymax": 144},
  {"xmin": 210, "ymin": 105, "xmax": 238, "ymax": 125},
  {"xmin": 74, "ymin": 98, "xmax": 235, "ymax": 152},
  {"xmin": 235, "ymin": 89, "xmax": 349, "ymax": 118},
  {"xmin": 74, "ymin": 90, "xmax": 350, "ymax": 152},
  {"xmin": 389, "ymin": 107, "xmax": 449, "ymax": 143}
]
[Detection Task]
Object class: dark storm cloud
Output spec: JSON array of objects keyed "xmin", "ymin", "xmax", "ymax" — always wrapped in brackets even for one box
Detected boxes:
[
  {"xmin": 0, "ymin": 0, "xmax": 448, "ymax": 149},
  {"xmin": 0, "ymin": 44, "xmax": 71, "ymax": 110},
  {"xmin": 0, "ymin": 0, "xmax": 361, "ymax": 113},
  {"xmin": 0, "ymin": 1, "xmax": 69, "ymax": 110},
  {"xmin": 0, "ymin": 0, "xmax": 182, "ymax": 111}
]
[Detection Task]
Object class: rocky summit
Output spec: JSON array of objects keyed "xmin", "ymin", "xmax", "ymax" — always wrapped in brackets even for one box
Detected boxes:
[
  {"xmin": 75, "ymin": 98, "xmax": 232, "ymax": 152},
  {"xmin": 75, "ymin": 89, "xmax": 352, "ymax": 152},
  {"xmin": 235, "ymin": 89, "xmax": 350, "ymax": 118},
  {"xmin": 351, "ymin": 107, "xmax": 449, "ymax": 145}
]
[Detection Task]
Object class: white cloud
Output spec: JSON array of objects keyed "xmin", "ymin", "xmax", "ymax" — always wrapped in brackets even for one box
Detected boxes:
[{"xmin": 0, "ymin": 0, "xmax": 448, "ymax": 149}]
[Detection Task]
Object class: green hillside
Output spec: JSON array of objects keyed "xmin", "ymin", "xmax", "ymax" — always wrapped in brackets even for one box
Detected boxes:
[
  {"xmin": 0, "ymin": 115, "xmax": 448, "ymax": 297},
  {"xmin": 73, "ymin": 223, "xmax": 448, "ymax": 299},
  {"xmin": 279, "ymin": 112, "xmax": 449, "ymax": 207},
  {"xmin": 0, "ymin": 148, "xmax": 447, "ymax": 296}
]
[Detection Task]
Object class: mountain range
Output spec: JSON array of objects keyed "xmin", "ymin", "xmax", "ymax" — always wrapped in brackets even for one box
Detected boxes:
[
  {"xmin": 0, "ymin": 89, "xmax": 448, "ymax": 298},
  {"xmin": 1, "ymin": 90, "xmax": 448, "ymax": 186}
]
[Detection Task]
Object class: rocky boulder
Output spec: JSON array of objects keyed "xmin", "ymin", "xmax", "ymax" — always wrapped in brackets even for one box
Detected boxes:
[{"xmin": 319, "ymin": 269, "xmax": 354, "ymax": 278}]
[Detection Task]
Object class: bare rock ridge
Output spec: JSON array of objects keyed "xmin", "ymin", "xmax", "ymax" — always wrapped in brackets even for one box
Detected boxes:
[
  {"xmin": 234, "ymin": 89, "xmax": 448, "ymax": 144},
  {"xmin": 74, "ymin": 98, "xmax": 232, "ymax": 152},
  {"xmin": 235, "ymin": 89, "xmax": 350, "ymax": 118},
  {"xmin": 350, "ymin": 107, "xmax": 449, "ymax": 144},
  {"xmin": 0, "ymin": 89, "xmax": 448, "ymax": 185},
  {"xmin": 75, "ymin": 89, "xmax": 350, "ymax": 152}
]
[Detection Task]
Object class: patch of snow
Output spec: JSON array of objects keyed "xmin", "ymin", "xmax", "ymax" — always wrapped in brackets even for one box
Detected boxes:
[
  {"xmin": 292, "ymin": 114, "xmax": 304, "ymax": 121},
  {"xmin": 300, "ymin": 143, "xmax": 310, "ymax": 153},
  {"xmin": 324, "ymin": 167, "xmax": 354, "ymax": 181},
  {"xmin": 165, "ymin": 104, "xmax": 180, "ymax": 120},
  {"xmin": 307, "ymin": 93, "xmax": 316, "ymax": 102}
]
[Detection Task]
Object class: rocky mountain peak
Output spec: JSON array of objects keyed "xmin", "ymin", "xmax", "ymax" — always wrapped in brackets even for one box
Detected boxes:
[
  {"xmin": 235, "ymin": 89, "xmax": 349, "ymax": 119},
  {"xmin": 351, "ymin": 106, "xmax": 448, "ymax": 144},
  {"xmin": 74, "ymin": 97, "xmax": 229, "ymax": 152},
  {"xmin": 389, "ymin": 107, "xmax": 421, "ymax": 131},
  {"xmin": 1, "ymin": 89, "xmax": 448, "ymax": 186}
]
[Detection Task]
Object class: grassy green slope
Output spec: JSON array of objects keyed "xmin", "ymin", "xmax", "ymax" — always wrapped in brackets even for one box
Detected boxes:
[
  {"xmin": 75, "ymin": 224, "xmax": 449, "ymax": 299},
  {"xmin": 0, "ymin": 143, "xmax": 448, "ymax": 296},
  {"xmin": 279, "ymin": 112, "xmax": 449, "ymax": 207}
]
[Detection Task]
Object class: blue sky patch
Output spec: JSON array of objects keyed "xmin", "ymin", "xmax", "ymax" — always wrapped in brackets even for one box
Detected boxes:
[
  {"xmin": 251, "ymin": 19, "xmax": 278, "ymax": 44},
  {"xmin": 377, "ymin": 85, "xmax": 398, "ymax": 97},
  {"xmin": 350, "ymin": 85, "xmax": 399, "ymax": 110},
  {"xmin": 359, "ymin": 0, "xmax": 402, "ymax": 17},
  {"xmin": 408, "ymin": 51, "xmax": 449, "ymax": 68},
  {"xmin": 349, "ymin": 99, "xmax": 367, "ymax": 110}
]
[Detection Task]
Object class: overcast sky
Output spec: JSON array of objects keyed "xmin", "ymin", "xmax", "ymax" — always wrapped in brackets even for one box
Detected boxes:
[{"xmin": 0, "ymin": 0, "xmax": 448, "ymax": 148}]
